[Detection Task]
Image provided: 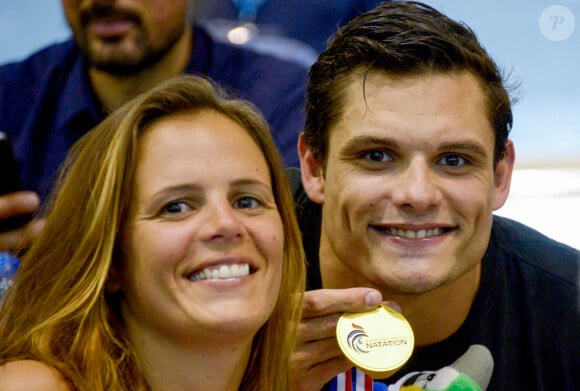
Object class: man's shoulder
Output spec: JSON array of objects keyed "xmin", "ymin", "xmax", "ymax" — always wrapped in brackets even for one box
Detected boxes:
[
  {"xmin": 0, "ymin": 39, "xmax": 85, "ymax": 135},
  {"xmin": 482, "ymin": 216, "xmax": 580, "ymax": 389},
  {"xmin": 491, "ymin": 215, "xmax": 578, "ymax": 286},
  {"xmin": 0, "ymin": 40, "xmax": 79, "ymax": 81}
]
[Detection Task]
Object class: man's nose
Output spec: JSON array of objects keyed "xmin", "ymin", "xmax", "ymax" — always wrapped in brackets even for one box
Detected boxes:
[{"xmin": 390, "ymin": 158, "xmax": 442, "ymax": 213}]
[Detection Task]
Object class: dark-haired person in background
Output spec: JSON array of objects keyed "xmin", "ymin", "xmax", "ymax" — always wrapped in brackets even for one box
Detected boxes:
[{"xmin": 0, "ymin": 0, "xmax": 308, "ymax": 253}]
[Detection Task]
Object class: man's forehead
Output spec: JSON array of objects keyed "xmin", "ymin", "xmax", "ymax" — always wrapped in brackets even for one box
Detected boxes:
[
  {"xmin": 328, "ymin": 69, "xmax": 494, "ymax": 150},
  {"xmin": 342, "ymin": 68, "xmax": 485, "ymax": 99}
]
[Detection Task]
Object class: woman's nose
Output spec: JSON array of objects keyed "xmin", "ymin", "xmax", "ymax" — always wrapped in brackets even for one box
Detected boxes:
[{"xmin": 198, "ymin": 200, "xmax": 244, "ymax": 242}]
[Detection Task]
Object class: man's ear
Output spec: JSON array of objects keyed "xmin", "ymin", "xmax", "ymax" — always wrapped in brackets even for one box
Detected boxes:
[
  {"xmin": 492, "ymin": 140, "xmax": 515, "ymax": 210},
  {"xmin": 298, "ymin": 133, "xmax": 325, "ymax": 204}
]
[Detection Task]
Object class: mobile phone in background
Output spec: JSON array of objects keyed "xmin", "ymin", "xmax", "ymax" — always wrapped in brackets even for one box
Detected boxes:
[{"xmin": 0, "ymin": 131, "xmax": 33, "ymax": 232}]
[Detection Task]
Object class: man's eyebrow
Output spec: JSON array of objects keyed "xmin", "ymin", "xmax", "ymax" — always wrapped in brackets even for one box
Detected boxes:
[
  {"xmin": 339, "ymin": 136, "xmax": 489, "ymax": 158},
  {"xmin": 438, "ymin": 141, "xmax": 488, "ymax": 158},
  {"xmin": 339, "ymin": 135, "xmax": 399, "ymax": 153}
]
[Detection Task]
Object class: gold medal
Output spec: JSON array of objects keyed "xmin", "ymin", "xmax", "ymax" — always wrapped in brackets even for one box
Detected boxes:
[{"xmin": 336, "ymin": 305, "xmax": 414, "ymax": 379}]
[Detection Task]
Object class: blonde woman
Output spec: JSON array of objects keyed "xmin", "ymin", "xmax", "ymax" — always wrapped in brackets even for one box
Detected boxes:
[{"xmin": 0, "ymin": 75, "xmax": 305, "ymax": 391}]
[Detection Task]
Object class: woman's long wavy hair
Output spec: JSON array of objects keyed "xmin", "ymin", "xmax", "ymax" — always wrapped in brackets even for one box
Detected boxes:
[{"xmin": 0, "ymin": 75, "xmax": 305, "ymax": 390}]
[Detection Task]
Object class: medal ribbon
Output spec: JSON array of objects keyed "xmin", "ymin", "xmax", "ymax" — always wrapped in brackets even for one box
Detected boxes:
[{"xmin": 329, "ymin": 367, "xmax": 374, "ymax": 391}]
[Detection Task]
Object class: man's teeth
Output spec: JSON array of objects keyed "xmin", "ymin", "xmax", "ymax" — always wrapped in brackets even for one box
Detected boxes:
[
  {"xmin": 388, "ymin": 227, "xmax": 442, "ymax": 239},
  {"xmin": 189, "ymin": 264, "xmax": 250, "ymax": 281}
]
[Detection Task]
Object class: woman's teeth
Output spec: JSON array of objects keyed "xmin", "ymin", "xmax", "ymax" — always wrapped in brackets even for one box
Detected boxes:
[{"xmin": 189, "ymin": 263, "xmax": 250, "ymax": 281}]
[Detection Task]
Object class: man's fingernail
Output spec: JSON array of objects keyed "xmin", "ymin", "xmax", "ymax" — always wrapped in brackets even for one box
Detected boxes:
[{"xmin": 365, "ymin": 291, "xmax": 382, "ymax": 306}]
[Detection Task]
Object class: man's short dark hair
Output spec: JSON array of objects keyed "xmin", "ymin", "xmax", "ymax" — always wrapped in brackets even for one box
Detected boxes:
[{"xmin": 304, "ymin": 1, "xmax": 515, "ymax": 166}]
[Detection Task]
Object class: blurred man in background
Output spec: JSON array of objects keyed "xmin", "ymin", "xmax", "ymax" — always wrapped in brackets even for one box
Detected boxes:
[{"xmin": 0, "ymin": 0, "xmax": 308, "ymax": 253}]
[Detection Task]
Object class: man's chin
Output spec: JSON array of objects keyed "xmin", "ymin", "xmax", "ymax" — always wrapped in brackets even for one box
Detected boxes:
[
  {"xmin": 82, "ymin": 41, "xmax": 150, "ymax": 76},
  {"xmin": 378, "ymin": 272, "xmax": 447, "ymax": 295},
  {"xmin": 87, "ymin": 45, "xmax": 170, "ymax": 76},
  {"xmin": 90, "ymin": 59, "xmax": 145, "ymax": 76}
]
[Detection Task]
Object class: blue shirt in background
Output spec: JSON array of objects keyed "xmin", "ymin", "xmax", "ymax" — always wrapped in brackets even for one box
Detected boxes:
[{"xmin": 0, "ymin": 25, "xmax": 307, "ymax": 201}]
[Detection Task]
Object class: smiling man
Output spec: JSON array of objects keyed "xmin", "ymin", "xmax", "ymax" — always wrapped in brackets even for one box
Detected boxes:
[{"xmin": 289, "ymin": 2, "xmax": 580, "ymax": 390}]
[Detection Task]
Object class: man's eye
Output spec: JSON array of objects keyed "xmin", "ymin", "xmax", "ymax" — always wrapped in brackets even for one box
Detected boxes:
[
  {"xmin": 364, "ymin": 150, "xmax": 392, "ymax": 162},
  {"xmin": 234, "ymin": 197, "xmax": 260, "ymax": 209},
  {"xmin": 163, "ymin": 201, "xmax": 191, "ymax": 214},
  {"xmin": 439, "ymin": 155, "xmax": 466, "ymax": 167}
]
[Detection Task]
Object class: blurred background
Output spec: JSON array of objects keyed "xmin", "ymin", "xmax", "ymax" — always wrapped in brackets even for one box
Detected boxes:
[{"xmin": 1, "ymin": 0, "xmax": 579, "ymax": 249}]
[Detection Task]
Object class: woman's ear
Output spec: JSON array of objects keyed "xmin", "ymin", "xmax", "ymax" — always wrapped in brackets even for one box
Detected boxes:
[{"xmin": 298, "ymin": 133, "xmax": 325, "ymax": 204}]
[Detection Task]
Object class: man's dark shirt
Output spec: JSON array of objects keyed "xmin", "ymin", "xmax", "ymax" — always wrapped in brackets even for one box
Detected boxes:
[
  {"xmin": 0, "ymin": 26, "xmax": 307, "ymax": 201},
  {"xmin": 287, "ymin": 167, "xmax": 580, "ymax": 390}
]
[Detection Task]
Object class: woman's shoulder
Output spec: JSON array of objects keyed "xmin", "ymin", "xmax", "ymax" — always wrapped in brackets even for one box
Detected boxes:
[{"xmin": 0, "ymin": 360, "xmax": 73, "ymax": 391}]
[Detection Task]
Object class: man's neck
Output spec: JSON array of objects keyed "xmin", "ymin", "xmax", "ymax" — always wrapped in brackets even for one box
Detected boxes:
[
  {"xmin": 319, "ymin": 243, "xmax": 481, "ymax": 347},
  {"xmin": 396, "ymin": 265, "xmax": 480, "ymax": 346},
  {"xmin": 89, "ymin": 27, "xmax": 193, "ymax": 114}
]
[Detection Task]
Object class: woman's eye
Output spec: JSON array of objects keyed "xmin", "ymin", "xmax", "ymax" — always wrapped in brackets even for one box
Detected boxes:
[
  {"xmin": 234, "ymin": 197, "xmax": 260, "ymax": 209},
  {"xmin": 364, "ymin": 150, "xmax": 393, "ymax": 162},
  {"xmin": 439, "ymin": 154, "xmax": 466, "ymax": 167},
  {"xmin": 163, "ymin": 201, "xmax": 191, "ymax": 214}
]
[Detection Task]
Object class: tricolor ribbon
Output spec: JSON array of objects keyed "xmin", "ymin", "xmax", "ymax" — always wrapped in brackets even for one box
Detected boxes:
[{"xmin": 329, "ymin": 367, "xmax": 374, "ymax": 391}]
